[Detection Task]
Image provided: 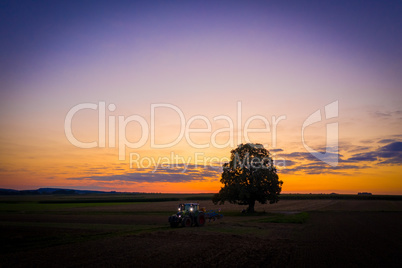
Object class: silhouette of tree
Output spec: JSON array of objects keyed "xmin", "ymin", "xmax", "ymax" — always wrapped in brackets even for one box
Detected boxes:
[{"xmin": 212, "ymin": 143, "xmax": 283, "ymax": 213}]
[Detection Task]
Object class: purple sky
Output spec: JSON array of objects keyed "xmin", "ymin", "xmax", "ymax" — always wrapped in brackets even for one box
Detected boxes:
[{"xmin": 0, "ymin": 0, "xmax": 401, "ymax": 193}]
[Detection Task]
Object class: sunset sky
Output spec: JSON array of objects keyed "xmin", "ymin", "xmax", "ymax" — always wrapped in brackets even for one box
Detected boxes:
[{"xmin": 1, "ymin": 0, "xmax": 401, "ymax": 194}]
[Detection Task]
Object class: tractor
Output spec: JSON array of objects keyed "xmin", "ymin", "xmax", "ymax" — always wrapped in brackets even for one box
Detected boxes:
[{"xmin": 168, "ymin": 203, "xmax": 206, "ymax": 228}]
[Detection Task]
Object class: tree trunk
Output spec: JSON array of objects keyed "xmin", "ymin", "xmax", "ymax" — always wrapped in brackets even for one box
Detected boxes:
[{"xmin": 248, "ymin": 200, "xmax": 255, "ymax": 213}]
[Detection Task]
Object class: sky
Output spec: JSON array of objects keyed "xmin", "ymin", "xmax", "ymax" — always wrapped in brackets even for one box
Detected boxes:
[{"xmin": 0, "ymin": 0, "xmax": 401, "ymax": 194}]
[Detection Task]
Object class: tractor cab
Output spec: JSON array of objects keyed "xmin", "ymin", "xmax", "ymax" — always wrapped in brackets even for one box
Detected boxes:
[{"xmin": 178, "ymin": 203, "xmax": 199, "ymax": 213}]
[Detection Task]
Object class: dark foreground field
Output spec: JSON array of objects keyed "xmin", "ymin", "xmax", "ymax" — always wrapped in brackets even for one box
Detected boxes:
[{"xmin": 0, "ymin": 195, "xmax": 401, "ymax": 267}]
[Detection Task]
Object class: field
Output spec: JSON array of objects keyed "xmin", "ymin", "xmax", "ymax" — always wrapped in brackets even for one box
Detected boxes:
[{"xmin": 0, "ymin": 194, "xmax": 401, "ymax": 267}]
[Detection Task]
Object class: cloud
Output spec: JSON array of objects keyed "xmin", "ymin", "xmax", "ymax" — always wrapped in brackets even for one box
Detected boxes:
[
  {"xmin": 68, "ymin": 173, "xmax": 202, "ymax": 183},
  {"xmin": 65, "ymin": 142, "xmax": 401, "ymax": 182},
  {"xmin": 347, "ymin": 152, "xmax": 377, "ymax": 162},
  {"xmin": 380, "ymin": 142, "xmax": 402, "ymax": 152},
  {"xmin": 378, "ymin": 139, "xmax": 397, "ymax": 144},
  {"xmin": 347, "ymin": 141, "xmax": 402, "ymax": 165},
  {"xmin": 373, "ymin": 111, "xmax": 392, "ymax": 117},
  {"xmin": 378, "ymin": 142, "xmax": 402, "ymax": 164},
  {"xmin": 274, "ymin": 159, "xmax": 296, "ymax": 167},
  {"xmin": 273, "ymin": 150, "xmax": 347, "ymax": 174},
  {"xmin": 279, "ymin": 151, "xmax": 341, "ymax": 162},
  {"xmin": 68, "ymin": 164, "xmax": 221, "ymax": 183},
  {"xmin": 371, "ymin": 110, "xmax": 402, "ymax": 120},
  {"xmin": 279, "ymin": 161, "xmax": 366, "ymax": 175},
  {"xmin": 276, "ymin": 140, "xmax": 401, "ymax": 175},
  {"xmin": 345, "ymin": 145, "xmax": 371, "ymax": 153},
  {"xmin": 270, "ymin": 148, "xmax": 283, "ymax": 152}
]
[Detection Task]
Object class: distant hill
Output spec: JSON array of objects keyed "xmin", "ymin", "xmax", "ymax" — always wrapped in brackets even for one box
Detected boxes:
[{"xmin": 0, "ymin": 188, "xmax": 20, "ymax": 195}]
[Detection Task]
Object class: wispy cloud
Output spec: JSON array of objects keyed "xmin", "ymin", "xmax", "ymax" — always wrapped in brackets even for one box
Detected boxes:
[
  {"xmin": 280, "ymin": 162, "xmax": 365, "ymax": 175},
  {"xmin": 274, "ymin": 140, "xmax": 401, "ymax": 175},
  {"xmin": 65, "ymin": 141, "xmax": 401, "ymax": 183},
  {"xmin": 347, "ymin": 141, "xmax": 402, "ymax": 165},
  {"xmin": 371, "ymin": 110, "xmax": 402, "ymax": 120},
  {"xmin": 373, "ymin": 111, "xmax": 392, "ymax": 117},
  {"xmin": 378, "ymin": 139, "xmax": 397, "ymax": 144},
  {"xmin": 67, "ymin": 164, "xmax": 221, "ymax": 183}
]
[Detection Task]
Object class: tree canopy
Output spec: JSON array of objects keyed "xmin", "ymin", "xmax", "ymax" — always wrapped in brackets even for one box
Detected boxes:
[{"xmin": 212, "ymin": 143, "xmax": 283, "ymax": 213}]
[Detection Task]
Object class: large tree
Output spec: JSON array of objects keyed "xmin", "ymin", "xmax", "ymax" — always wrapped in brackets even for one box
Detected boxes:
[{"xmin": 212, "ymin": 143, "xmax": 283, "ymax": 213}]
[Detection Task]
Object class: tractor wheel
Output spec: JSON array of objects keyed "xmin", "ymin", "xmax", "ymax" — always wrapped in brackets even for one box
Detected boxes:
[
  {"xmin": 196, "ymin": 212, "xmax": 206, "ymax": 227},
  {"xmin": 182, "ymin": 216, "xmax": 192, "ymax": 227}
]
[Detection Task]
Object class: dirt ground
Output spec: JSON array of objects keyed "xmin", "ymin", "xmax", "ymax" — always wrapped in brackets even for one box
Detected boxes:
[{"xmin": 0, "ymin": 199, "xmax": 401, "ymax": 267}]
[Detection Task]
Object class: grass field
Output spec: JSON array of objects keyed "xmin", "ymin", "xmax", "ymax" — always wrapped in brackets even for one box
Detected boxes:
[{"xmin": 0, "ymin": 194, "xmax": 401, "ymax": 267}]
